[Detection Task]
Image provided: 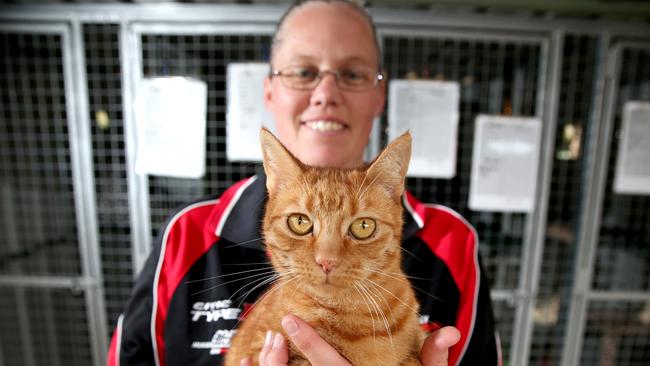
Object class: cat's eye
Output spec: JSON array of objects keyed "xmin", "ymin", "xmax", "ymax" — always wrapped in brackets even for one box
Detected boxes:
[
  {"xmin": 287, "ymin": 214, "xmax": 313, "ymax": 235},
  {"xmin": 349, "ymin": 218, "xmax": 376, "ymax": 239}
]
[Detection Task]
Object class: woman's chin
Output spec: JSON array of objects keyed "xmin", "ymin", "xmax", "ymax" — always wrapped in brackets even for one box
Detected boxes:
[{"xmin": 299, "ymin": 151, "xmax": 361, "ymax": 168}]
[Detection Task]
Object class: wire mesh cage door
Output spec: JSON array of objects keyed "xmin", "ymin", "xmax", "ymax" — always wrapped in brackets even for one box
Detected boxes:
[
  {"xmin": 378, "ymin": 27, "xmax": 556, "ymax": 365},
  {"xmin": 121, "ymin": 23, "xmax": 276, "ymax": 275},
  {"xmin": 0, "ymin": 22, "xmax": 106, "ymax": 366},
  {"xmin": 561, "ymin": 40, "xmax": 650, "ymax": 366}
]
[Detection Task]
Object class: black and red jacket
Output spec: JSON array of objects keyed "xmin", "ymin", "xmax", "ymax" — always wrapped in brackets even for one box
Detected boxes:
[{"xmin": 108, "ymin": 174, "xmax": 501, "ymax": 366}]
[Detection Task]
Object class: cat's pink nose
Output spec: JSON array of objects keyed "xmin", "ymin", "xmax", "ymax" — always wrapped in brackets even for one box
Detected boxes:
[{"xmin": 316, "ymin": 258, "xmax": 337, "ymax": 274}]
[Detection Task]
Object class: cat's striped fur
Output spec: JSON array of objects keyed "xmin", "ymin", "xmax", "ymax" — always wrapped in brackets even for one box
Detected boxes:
[{"xmin": 225, "ymin": 129, "xmax": 424, "ymax": 366}]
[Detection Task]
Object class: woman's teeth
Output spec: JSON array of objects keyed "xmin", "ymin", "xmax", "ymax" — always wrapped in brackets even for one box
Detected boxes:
[{"xmin": 304, "ymin": 120, "xmax": 344, "ymax": 132}]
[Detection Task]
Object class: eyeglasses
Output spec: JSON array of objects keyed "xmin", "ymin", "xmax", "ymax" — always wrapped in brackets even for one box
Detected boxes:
[{"xmin": 271, "ymin": 65, "xmax": 384, "ymax": 91}]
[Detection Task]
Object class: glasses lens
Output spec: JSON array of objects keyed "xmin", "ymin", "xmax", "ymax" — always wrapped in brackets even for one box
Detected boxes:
[
  {"xmin": 339, "ymin": 67, "xmax": 375, "ymax": 90},
  {"xmin": 281, "ymin": 66, "xmax": 319, "ymax": 89},
  {"xmin": 275, "ymin": 65, "xmax": 381, "ymax": 91}
]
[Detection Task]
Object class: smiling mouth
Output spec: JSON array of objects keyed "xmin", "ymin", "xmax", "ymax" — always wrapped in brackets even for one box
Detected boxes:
[{"xmin": 303, "ymin": 120, "xmax": 346, "ymax": 132}]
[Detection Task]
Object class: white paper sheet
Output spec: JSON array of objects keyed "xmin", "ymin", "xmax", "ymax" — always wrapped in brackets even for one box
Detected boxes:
[
  {"xmin": 387, "ymin": 80, "xmax": 459, "ymax": 178},
  {"xmin": 469, "ymin": 115, "xmax": 542, "ymax": 212},
  {"xmin": 226, "ymin": 63, "xmax": 276, "ymax": 162},
  {"xmin": 614, "ymin": 101, "xmax": 650, "ymax": 195},
  {"xmin": 135, "ymin": 77, "xmax": 207, "ymax": 178}
]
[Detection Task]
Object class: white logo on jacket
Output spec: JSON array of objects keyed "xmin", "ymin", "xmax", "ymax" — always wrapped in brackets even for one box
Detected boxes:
[
  {"xmin": 191, "ymin": 329, "xmax": 236, "ymax": 355},
  {"xmin": 191, "ymin": 300, "xmax": 241, "ymax": 322},
  {"xmin": 190, "ymin": 299, "xmax": 241, "ymax": 355}
]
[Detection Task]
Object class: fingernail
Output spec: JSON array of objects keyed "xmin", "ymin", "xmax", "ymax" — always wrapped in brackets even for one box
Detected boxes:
[
  {"xmin": 264, "ymin": 330, "xmax": 272, "ymax": 347},
  {"xmin": 272, "ymin": 333, "xmax": 283, "ymax": 349},
  {"xmin": 282, "ymin": 317, "xmax": 299, "ymax": 336}
]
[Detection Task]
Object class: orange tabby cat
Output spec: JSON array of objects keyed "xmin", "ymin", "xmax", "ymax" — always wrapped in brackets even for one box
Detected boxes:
[{"xmin": 225, "ymin": 129, "xmax": 424, "ymax": 366}]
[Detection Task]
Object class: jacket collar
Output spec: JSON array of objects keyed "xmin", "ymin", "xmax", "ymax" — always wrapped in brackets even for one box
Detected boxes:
[
  {"xmin": 216, "ymin": 172, "xmax": 425, "ymax": 250},
  {"xmin": 216, "ymin": 173, "xmax": 268, "ymax": 251}
]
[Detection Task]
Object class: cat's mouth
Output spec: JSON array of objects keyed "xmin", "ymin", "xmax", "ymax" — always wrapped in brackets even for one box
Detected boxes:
[
  {"xmin": 318, "ymin": 273, "xmax": 350, "ymax": 290},
  {"xmin": 302, "ymin": 119, "xmax": 347, "ymax": 133},
  {"xmin": 310, "ymin": 278, "xmax": 344, "ymax": 293}
]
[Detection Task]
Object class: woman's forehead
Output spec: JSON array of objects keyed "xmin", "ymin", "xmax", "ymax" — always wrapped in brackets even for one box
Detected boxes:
[{"xmin": 272, "ymin": 2, "xmax": 379, "ymax": 67}]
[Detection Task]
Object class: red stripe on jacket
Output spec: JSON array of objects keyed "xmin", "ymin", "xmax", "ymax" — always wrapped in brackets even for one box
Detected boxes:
[
  {"xmin": 152, "ymin": 178, "xmax": 253, "ymax": 365},
  {"xmin": 406, "ymin": 192, "xmax": 479, "ymax": 366},
  {"xmin": 107, "ymin": 330, "xmax": 118, "ymax": 366},
  {"xmin": 107, "ymin": 314, "xmax": 123, "ymax": 366}
]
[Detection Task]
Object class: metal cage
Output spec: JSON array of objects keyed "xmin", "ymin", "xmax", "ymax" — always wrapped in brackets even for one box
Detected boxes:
[{"xmin": 0, "ymin": 4, "xmax": 649, "ymax": 366}]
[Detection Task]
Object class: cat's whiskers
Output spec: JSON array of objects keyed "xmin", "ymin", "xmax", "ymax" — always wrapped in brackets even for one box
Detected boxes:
[
  {"xmin": 361, "ymin": 283, "xmax": 384, "ymax": 343},
  {"xmin": 222, "ymin": 261, "xmax": 275, "ymax": 266},
  {"xmin": 367, "ymin": 268, "xmax": 443, "ymax": 303},
  {"xmin": 189, "ymin": 270, "xmax": 277, "ymax": 296},
  {"xmin": 223, "ymin": 237, "xmax": 263, "ymax": 248},
  {"xmin": 353, "ymin": 282, "xmax": 378, "ymax": 342},
  {"xmin": 185, "ymin": 266, "xmax": 272, "ymax": 284},
  {"xmin": 228, "ymin": 274, "xmax": 301, "ymax": 333},
  {"xmin": 363, "ymin": 278, "xmax": 397, "ymax": 323},
  {"xmin": 232, "ymin": 269, "xmax": 297, "ymax": 305},
  {"xmin": 400, "ymin": 246, "xmax": 423, "ymax": 262},
  {"xmin": 356, "ymin": 280, "xmax": 393, "ymax": 350},
  {"xmin": 364, "ymin": 277, "xmax": 423, "ymax": 318},
  {"xmin": 241, "ymin": 274, "xmax": 301, "ymax": 319},
  {"xmin": 229, "ymin": 273, "xmax": 278, "ymax": 305},
  {"xmin": 366, "ymin": 268, "xmax": 410, "ymax": 285},
  {"xmin": 229, "ymin": 271, "xmax": 282, "ymax": 304},
  {"xmin": 379, "ymin": 269, "xmax": 432, "ymax": 282},
  {"xmin": 363, "ymin": 279, "xmax": 397, "ymax": 352}
]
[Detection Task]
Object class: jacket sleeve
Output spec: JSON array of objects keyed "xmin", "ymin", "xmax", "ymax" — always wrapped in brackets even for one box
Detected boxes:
[
  {"xmin": 412, "ymin": 203, "xmax": 502, "ymax": 366},
  {"xmin": 458, "ymin": 254, "xmax": 501, "ymax": 366},
  {"xmin": 107, "ymin": 235, "xmax": 164, "ymax": 366}
]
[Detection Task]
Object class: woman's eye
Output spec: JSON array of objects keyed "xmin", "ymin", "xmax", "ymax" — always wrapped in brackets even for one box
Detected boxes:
[
  {"xmin": 341, "ymin": 69, "xmax": 362, "ymax": 80},
  {"xmin": 287, "ymin": 213, "xmax": 313, "ymax": 235},
  {"xmin": 293, "ymin": 67, "xmax": 318, "ymax": 80},
  {"xmin": 349, "ymin": 218, "xmax": 376, "ymax": 239}
]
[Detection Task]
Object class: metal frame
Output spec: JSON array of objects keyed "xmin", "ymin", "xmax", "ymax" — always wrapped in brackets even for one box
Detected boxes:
[
  {"xmin": 66, "ymin": 18, "xmax": 109, "ymax": 365},
  {"xmin": 1, "ymin": 4, "xmax": 650, "ymax": 366},
  {"xmin": 0, "ymin": 20, "xmax": 108, "ymax": 366},
  {"xmin": 376, "ymin": 24, "xmax": 558, "ymax": 364},
  {"xmin": 0, "ymin": 4, "xmax": 649, "ymax": 36},
  {"xmin": 511, "ymin": 29, "xmax": 564, "ymax": 366},
  {"xmin": 120, "ymin": 19, "xmax": 154, "ymax": 276},
  {"xmin": 124, "ymin": 21, "xmax": 277, "ymax": 272},
  {"xmin": 560, "ymin": 39, "xmax": 650, "ymax": 366},
  {"xmin": 559, "ymin": 32, "xmax": 615, "ymax": 366}
]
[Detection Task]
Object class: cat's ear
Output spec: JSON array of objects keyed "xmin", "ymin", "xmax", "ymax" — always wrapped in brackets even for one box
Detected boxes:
[
  {"xmin": 365, "ymin": 131, "xmax": 412, "ymax": 200},
  {"xmin": 260, "ymin": 127, "xmax": 303, "ymax": 195}
]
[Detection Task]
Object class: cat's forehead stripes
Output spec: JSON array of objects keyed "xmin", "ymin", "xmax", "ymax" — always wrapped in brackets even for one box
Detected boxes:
[{"xmin": 296, "ymin": 168, "xmax": 365, "ymax": 213}]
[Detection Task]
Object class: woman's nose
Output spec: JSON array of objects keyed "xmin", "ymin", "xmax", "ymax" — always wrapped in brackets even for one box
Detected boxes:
[{"xmin": 310, "ymin": 72, "xmax": 342, "ymax": 107}]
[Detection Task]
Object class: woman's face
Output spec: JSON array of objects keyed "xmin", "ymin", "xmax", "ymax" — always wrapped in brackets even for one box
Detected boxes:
[{"xmin": 264, "ymin": 2, "xmax": 385, "ymax": 168}]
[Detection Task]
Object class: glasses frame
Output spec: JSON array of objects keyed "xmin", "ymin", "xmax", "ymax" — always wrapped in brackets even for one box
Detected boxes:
[{"xmin": 270, "ymin": 66, "xmax": 385, "ymax": 91}]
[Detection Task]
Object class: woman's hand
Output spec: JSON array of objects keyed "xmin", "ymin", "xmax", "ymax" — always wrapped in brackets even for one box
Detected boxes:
[
  {"xmin": 240, "ymin": 315, "xmax": 460, "ymax": 366},
  {"xmin": 420, "ymin": 326, "xmax": 461, "ymax": 365}
]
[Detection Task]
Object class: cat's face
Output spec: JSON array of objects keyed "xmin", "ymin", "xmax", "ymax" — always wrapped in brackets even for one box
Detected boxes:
[{"xmin": 260, "ymin": 129, "xmax": 411, "ymax": 301}]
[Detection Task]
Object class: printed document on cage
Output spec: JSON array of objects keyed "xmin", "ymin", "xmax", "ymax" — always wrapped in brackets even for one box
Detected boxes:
[
  {"xmin": 135, "ymin": 77, "xmax": 207, "ymax": 179},
  {"xmin": 226, "ymin": 63, "xmax": 276, "ymax": 162},
  {"xmin": 469, "ymin": 115, "xmax": 542, "ymax": 212},
  {"xmin": 614, "ymin": 101, "xmax": 650, "ymax": 195},
  {"xmin": 388, "ymin": 79, "xmax": 459, "ymax": 178}
]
